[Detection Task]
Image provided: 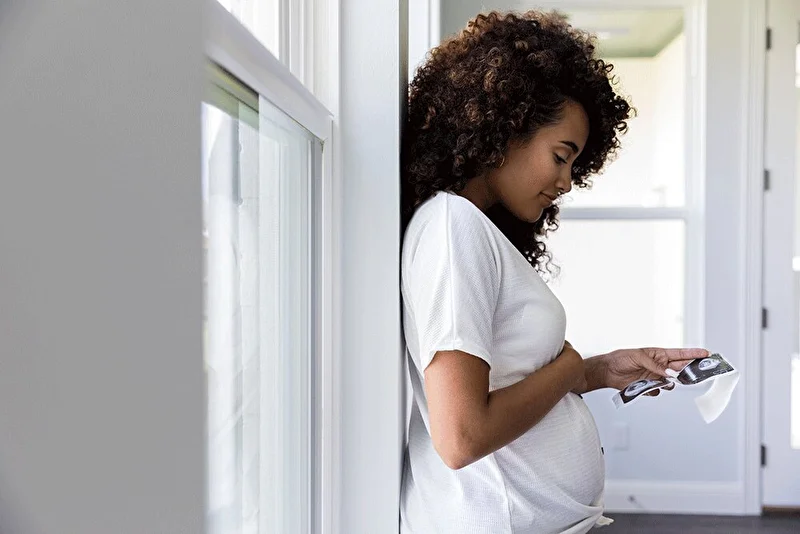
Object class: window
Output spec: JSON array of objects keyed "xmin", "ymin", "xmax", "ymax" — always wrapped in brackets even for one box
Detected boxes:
[
  {"xmin": 549, "ymin": 220, "xmax": 686, "ymax": 352},
  {"xmin": 546, "ymin": 8, "xmax": 704, "ymax": 356},
  {"xmin": 203, "ymin": 65, "xmax": 323, "ymax": 533},
  {"xmin": 203, "ymin": 1, "xmax": 334, "ymax": 531},
  {"xmin": 216, "ymin": 0, "xmax": 280, "ymax": 59},
  {"xmin": 214, "ymin": 0, "xmax": 334, "ymax": 108}
]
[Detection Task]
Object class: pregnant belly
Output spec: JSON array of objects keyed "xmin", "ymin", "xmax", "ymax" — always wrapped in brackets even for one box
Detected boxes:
[{"xmin": 495, "ymin": 394, "xmax": 605, "ymax": 531}]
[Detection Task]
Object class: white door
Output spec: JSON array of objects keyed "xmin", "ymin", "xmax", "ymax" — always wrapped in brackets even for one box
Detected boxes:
[{"xmin": 763, "ymin": 0, "xmax": 800, "ymax": 509}]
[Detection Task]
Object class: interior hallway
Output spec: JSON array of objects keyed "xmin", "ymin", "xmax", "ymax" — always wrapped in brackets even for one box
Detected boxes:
[{"xmin": 608, "ymin": 513, "xmax": 800, "ymax": 533}]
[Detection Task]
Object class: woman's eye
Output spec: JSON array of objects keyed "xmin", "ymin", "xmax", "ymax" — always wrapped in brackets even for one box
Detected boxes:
[{"xmin": 554, "ymin": 154, "xmax": 568, "ymax": 165}]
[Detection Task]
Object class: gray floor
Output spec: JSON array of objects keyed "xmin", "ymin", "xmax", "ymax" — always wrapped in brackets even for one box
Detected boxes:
[{"xmin": 606, "ymin": 513, "xmax": 800, "ymax": 533}]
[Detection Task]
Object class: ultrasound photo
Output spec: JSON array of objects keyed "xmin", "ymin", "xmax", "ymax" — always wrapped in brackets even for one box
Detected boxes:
[
  {"xmin": 674, "ymin": 353, "xmax": 734, "ymax": 386},
  {"xmin": 612, "ymin": 377, "xmax": 674, "ymax": 408}
]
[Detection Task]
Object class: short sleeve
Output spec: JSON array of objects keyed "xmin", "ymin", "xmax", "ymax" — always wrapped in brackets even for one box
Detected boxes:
[{"xmin": 406, "ymin": 196, "xmax": 501, "ymax": 370}]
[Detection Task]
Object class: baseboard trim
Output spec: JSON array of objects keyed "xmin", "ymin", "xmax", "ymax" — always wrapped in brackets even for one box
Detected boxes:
[{"xmin": 604, "ymin": 480, "xmax": 746, "ymax": 515}]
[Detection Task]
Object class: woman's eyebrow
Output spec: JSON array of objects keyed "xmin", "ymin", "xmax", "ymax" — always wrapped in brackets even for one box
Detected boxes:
[{"xmin": 559, "ymin": 140, "xmax": 580, "ymax": 153}]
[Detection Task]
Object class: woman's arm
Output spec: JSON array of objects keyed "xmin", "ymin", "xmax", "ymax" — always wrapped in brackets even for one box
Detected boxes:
[
  {"xmin": 424, "ymin": 345, "xmax": 584, "ymax": 470},
  {"xmin": 576, "ymin": 347, "xmax": 710, "ymax": 394}
]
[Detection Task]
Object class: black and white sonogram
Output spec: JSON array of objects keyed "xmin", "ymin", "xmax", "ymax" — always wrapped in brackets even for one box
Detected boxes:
[
  {"xmin": 612, "ymin": 377, "xmax": 675, "ymax": 408},
  {"xmin": 674, "ymin": 353, "xmax": 735, "ymax": 386}
]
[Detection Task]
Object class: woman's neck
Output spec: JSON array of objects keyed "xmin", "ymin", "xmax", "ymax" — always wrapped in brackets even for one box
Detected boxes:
[{"xmin": 458, "ymin": 177, "xmax": 497, "ymax": 212}]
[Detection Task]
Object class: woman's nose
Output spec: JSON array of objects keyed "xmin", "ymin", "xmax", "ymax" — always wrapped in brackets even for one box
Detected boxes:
[{"xmin": 557, "ymin": 171, "xmax": 573, "ymax": 194}]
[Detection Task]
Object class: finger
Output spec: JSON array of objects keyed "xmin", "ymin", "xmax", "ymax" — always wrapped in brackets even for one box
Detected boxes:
[
  {"xmin": 636, "ymin": 351, "xmax": 671, "ymax": 377},
  {"xmin": 647, "ymin": 382, "xmax": 676, "ymax": 396},
  {"xmin": 658, "ymin": 348, "xmax": 709, "ymax": 361}
]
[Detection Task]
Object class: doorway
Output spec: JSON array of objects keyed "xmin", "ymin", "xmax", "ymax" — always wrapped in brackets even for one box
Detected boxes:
[{"xmin": 763, "ymin": 0, "xmax": 800, "ymax": 511}]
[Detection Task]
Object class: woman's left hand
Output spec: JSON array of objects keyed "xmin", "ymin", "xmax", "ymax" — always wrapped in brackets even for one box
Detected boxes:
[{"xmin": 597, "ymin": 347, "xmax": 709, "ymax": 393}]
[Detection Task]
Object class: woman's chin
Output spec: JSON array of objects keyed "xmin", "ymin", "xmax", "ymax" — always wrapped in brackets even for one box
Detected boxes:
[
  {"xmin": 522, "ymin": 208, "xmax": 545, "ymax": 223},
  {"xmin": 505, "ymin": 204, "xmax": 546, "ymax": 223}
]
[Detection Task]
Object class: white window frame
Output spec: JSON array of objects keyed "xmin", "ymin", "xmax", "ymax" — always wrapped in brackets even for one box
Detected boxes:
[
  {"xmin": 204, "ymin": 0, "xmax": 340, "ymax": 532},
  {"xmin": 205, "ymin": 0, "xmax": 332, "ymax": 139}
]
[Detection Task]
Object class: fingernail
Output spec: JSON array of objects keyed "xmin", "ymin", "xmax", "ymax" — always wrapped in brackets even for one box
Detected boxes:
[{"xmin": 665, "ymin": 368, "xmax": 680, "ymax": 378}]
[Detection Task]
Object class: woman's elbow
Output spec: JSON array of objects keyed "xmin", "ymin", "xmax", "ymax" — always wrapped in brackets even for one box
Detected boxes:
[{"xmin": 433, "ymin": 433, "xmax": 480, "ymax": 470}]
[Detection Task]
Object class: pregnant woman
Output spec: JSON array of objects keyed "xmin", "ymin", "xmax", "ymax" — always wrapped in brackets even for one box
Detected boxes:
[{"xmin": 400, "ymin": 10, "xmax": 707, "ymax": 534}]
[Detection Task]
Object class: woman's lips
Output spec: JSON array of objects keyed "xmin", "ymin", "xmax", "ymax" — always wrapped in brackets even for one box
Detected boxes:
[{"xmin": 540, "ymin": 193, "xmax": 557, "ymax": 205}]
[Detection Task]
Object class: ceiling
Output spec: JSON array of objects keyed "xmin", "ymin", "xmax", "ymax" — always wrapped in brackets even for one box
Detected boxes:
[
  {"xmin": 442, "ymin": 2, "xmax": 684, "ymax": 58},
  {"xmin": 560, "ymin": 8, "xmax": 684, "ymax": 58}
]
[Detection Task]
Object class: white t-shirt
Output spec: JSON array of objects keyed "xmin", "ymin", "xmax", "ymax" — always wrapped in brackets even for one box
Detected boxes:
[{"xmin": 400, "ymin": 192, "xmax": 607, "ymax": 534}]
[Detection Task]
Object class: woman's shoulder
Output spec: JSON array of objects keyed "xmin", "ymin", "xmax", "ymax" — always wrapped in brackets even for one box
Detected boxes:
[
  {"xmin": 408, "ymin": 192, "xmax": 491, "ymax": 236},
  {"xmin": 404, "ymin": 192, "xmax": 501, "ymax": 267}
]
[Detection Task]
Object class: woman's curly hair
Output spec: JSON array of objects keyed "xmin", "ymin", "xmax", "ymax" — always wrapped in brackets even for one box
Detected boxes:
[{"xmin": 402, "ymin": 10, "xmax": 633, "ymax": 272}]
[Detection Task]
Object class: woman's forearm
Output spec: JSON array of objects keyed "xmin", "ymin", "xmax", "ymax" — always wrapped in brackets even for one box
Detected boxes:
[{"xmin": 457, "ymin": 350, "xmax": 582, "ymax": 467}]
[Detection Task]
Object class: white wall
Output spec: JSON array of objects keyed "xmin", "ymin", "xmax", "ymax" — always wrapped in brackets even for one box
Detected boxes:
[
  {"xmin": 441, "ymin": 0, "xmax": 484, "ymax": 39},
  {"xmin": 649, "ymin": 36, "xmax": 687, "ymax": 365},
  {"xmin": 0, "ymin": 2, "xmax": 204, "ymax": 533},
  {"xmin": 795, "ymin": 88, "xmax": 800, "ymax": 257},
  {"xmin": 337, "ymin": 0, "xmax": 407, "ymax": 532},
  {"xmin": 652, "ymin": 35, "xmax": 687, "ymax": 206},
  {"xmin": 702, "ymin": 0, "xmax": 756, "ymax": 501},
  {"xmin": 795, "ymin": 87, "xmax": 800, "ymax": 359}
]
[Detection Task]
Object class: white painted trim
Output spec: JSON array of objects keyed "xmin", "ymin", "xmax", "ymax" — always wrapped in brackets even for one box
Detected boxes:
[
  {"xmin": 320, "ymin": 118, "xmax": 340, "ymax": 534},
  {"xmin": 287, "ymin": 0, "xmax": 307, "ymax": 85},
  {"xmin": 429, "ymin": 0, "xmax": 441, "ymax": 45},
  {"xmin": 559, "ymin": 207, "xmax": 690, "ymax": 220},
  {"xmin": 741, "ymin": 0, "xmax": 766, "ymax": 515},
  {"xmin": 279, "ymin": 0, "xmax": 292, "ymax": 73},
  {"xmin": 312, "ymin": 0, "xmax": 338, "ymax": 112},
  {"xmin": 604, "ymin": 480, "xmax": 744, "ymax": 515},
  {"xmin": 204, "ymin": 0, "xmax": 332, "ymax": 140},
  {"xmin": 322, "ymin": 0, "xmax": 341, "ymax": 532},
  {"xmin": 337, "ymin": 0, "xmax": 405, "ymax": 530},
  {"xmin": 682, "ymin": 0, "xmax": 707, "ymax": 352}
]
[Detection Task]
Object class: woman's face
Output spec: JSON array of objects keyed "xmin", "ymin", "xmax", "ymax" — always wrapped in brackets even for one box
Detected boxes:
[{"xmin": 485, "ymin": 100, "xmax": 590, "ymax": 222}]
